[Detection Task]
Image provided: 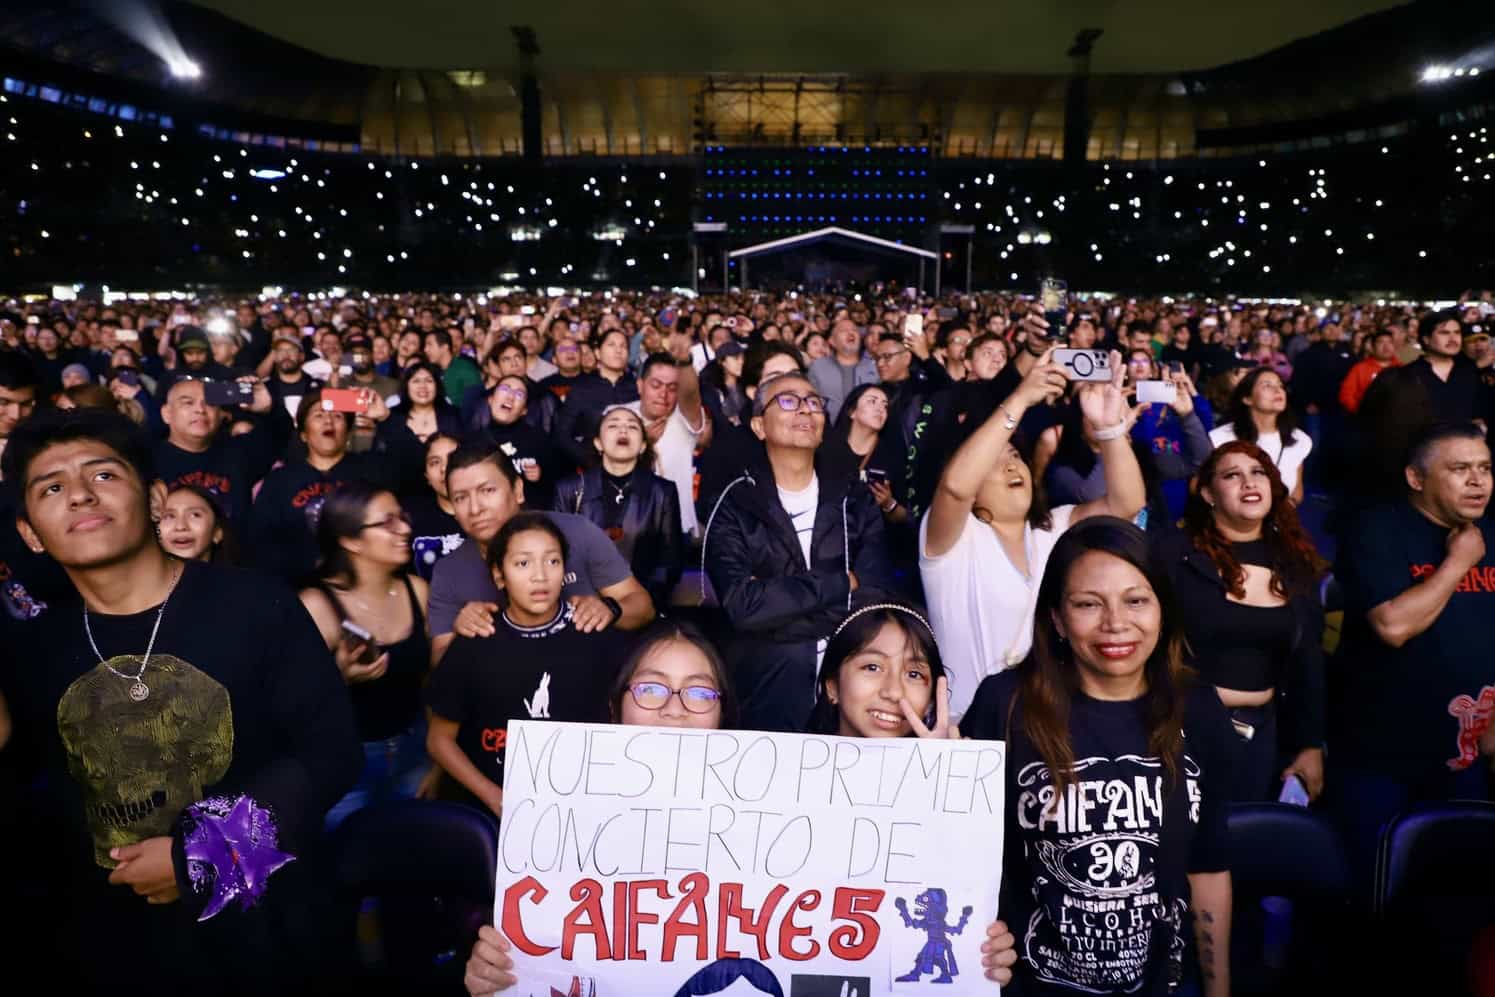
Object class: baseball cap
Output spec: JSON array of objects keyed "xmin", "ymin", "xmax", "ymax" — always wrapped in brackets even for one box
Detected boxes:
[
  {"xmin": 344, "ymin": 334, "xmax": 373, "ymax": 353},
  {"xmin": 716, "ymin": 340, "xmax": 746, "ymax": 359},
  {"xmin": 1464, "ymin": 325, "xmax": 1490, "ymax": 343},
  {"xmin": 273, "ymin": 331, "xmax": 305, "ymax": 351},
  {"xmin": 175, "ymin": 326, "xmax": 210, "ymax": 352}
]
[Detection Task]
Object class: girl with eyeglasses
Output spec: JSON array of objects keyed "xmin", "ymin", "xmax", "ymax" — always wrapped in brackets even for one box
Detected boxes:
[
  {"xmin": 425, "ymin": 513, "xmax": 631, "ymax": 819},
  {"xmin": 298, "ymin": 481, "xmax": 431, "ymax": 829},
  {"xmin": 463, "ymin": 614, "xmax": 1022, "ymax": 992}
]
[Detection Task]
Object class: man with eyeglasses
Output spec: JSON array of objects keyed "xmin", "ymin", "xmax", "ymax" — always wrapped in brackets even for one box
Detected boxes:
[
  {"xmin": 625, "ymin": 351, "xmax": 711, "ymax": 537},
  {"xmin": 703, "ymin": 372, "xmax": 896, "ymax": 732},
  {"xmin": 808, "ymin": 319, "xmax": 877, "ymax": 423}
]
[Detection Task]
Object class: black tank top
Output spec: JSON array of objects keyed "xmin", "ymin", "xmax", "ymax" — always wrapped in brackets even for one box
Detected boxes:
[{"xmin": 319, "ymin": 575, "xmax": 429, "ymax": 741}]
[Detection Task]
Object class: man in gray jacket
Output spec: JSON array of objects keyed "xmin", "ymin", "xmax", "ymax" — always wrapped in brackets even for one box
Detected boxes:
[{"xmin": 808, "ymin": 318, "xmax": 878, "ymax": 422}]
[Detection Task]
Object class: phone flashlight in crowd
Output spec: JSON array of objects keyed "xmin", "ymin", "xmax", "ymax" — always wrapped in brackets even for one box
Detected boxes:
[
  {"xmin": 1053, "ymin": 348, "xmax": 1111, "ymax": 382},
  {"xmin": 1039, "ymin": 277, "xmax": 1069, "ymax": 333},
  {"xmin": 904, "ymin": 312, "xmax": 924, "ymax": 340},
  {"xmin": 205, "ymin": 315, "xmax": 236, "ymax": 337}
]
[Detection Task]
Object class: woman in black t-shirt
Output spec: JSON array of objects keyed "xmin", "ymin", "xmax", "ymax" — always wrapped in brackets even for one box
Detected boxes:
[
  {"xmin": 425, "ymin": 512, "xmax": 631, "ymax": 818},
  {"xmin": 553, "ymin": 406, "xmax": 683, "ymax": 607},
  {"xmin": 961, "ymin": 517, "xmax": 1234, "ymax": 997},
  {"xmin": 373, "ymin": 361, "xmax": 463, "ymax": 499},
  {"xmin": 1158, "ymin": 440, "xmax": 1327, "ymax": 802},
  {"xmin": 299, "ymin": 482, "xmax": 431, "ymax": 829}
]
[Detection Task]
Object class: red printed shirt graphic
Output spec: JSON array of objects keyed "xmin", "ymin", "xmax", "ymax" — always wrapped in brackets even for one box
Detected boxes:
[{"xmin": 1446, "ymin": 685, "xmax": 1495, "ymax": 771}]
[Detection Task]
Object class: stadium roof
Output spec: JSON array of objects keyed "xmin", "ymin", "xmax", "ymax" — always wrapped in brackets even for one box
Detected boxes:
[
  {"xmin": 192, "ymin": 0, "xmax": 1406, "ymax": 75},
  {"xmin": 2, "ymin": 1, "xmax": 1492, "ymax": 159}
]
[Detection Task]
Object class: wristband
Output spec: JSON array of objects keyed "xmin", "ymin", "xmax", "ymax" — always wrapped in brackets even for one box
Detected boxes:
[
  {"xmin": 600, "ymin": 595, "xmax": 623, "ymax": 622},
  {"xmin": 881, "ymin": 497, "xmax": 898, "ymax": 513},
  {"xmin": 1091, "ymin": 421, "xmax": 1130, "ymax": 442},
  {"xmin": 999, "ymin": 406, "xmax": 1019, "ymax": 431}
]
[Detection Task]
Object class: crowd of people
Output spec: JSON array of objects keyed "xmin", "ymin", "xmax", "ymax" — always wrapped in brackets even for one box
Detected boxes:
[{"xmin": 0, "ymin": 283, "xmax": 1492, "ymax": 995}]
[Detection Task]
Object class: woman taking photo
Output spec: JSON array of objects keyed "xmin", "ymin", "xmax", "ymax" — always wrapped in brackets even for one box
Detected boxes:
[
  {"xmin": 374, "ymin": 361, "xmax": 463, "ymax": 499},
  {"xmin": 921, "ymin": 343, "xmax": 1146, "ymax": 720},
  {"xmin": 818, "ymin": 383, "xmax": 904, "ymax": 516},
  {"xmin": 158, "ymin": 484, "xmax": 235, "ymax": 564},
  {"xmin": 1158, "ymin": 441, "xmax": 1327, "ymax": 802},
  {"xmin": 553, "ymin": 406, "xmax": 684, "ymax": 608},
  {"xmin": 298, "ymin": 483, "xmax": 431, "ymax": 829},
  {"xmin": 425, "ymin": 513, "xmax": 632, "ymax": 818},
  {"xmin": 1209, "ymin": 367, "xmax": 1311, "ymax": 504},
  {"xmin": 700, "ymin": 340, "xmax": 749, "ymax": 428},
  {"xmin": 961, "ymin": 517, "xmax": 1234, "ymax": 997}
]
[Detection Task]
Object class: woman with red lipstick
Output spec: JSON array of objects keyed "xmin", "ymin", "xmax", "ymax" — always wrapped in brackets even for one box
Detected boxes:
[
  {"xmin": 961, "ymin": 517, "xmax": 1235, "ymax": 997},
  {"xmin": 1158, "ymin": 441, "xmax": 1328, "ymax": 802}
]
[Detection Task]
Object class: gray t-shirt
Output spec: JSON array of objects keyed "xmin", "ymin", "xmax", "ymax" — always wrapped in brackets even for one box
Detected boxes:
[{"xmin": 427, "ymin": 511, "xmax": 632, "ymax": 636}]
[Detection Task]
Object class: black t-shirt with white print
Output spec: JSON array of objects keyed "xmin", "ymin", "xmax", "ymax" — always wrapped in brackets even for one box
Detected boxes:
[
  {"xmin": 425, "ymin": 603, "xmax": 631, "ymax": 784},
  {"xmin": 960, "ymin": 670, "xmax": 1233, "ymax": 997}
]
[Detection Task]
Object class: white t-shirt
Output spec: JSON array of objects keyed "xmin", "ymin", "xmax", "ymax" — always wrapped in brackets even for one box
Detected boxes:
[
  {"xmin": 626, "ymin": 401, "xmax": 704, "ymax": 535},
  {"xmin": 776, "ymin": 474, "xmax": 820, "ymax": 568},
  {"xmin": 1208, "ymin": 423, "xmax": 1312, "ymax": 494},
  {"xmin": 919, "ymin": 504, "xmax": 1076, "ymax": 720}
]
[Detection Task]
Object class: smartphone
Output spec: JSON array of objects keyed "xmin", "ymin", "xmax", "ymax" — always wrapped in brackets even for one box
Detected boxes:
[
  {"xmin": 115, "ymin": 328, "xmax": 139, "ymax": 343},
  {"xmin": 1168, "ymin": 360, "xmax": 1184, "ymax": 376},
  {"xmin": 1136, "ymin": 380, "xmax": 1176, "ymax": 405},
  {"xmin": 498, "ymin": 315, "xmax": 525, "ymax": 331},
  {"xmin": 1279, "ymin": 774, "xmax": 1310, "ymax": 807},
  {"xmin": 519, "ymin": 305, "xmax": 537, "ymax": 316},
  {"xmin": 113, "ymin": 369, "xmax": 140, "ymax": 388},
  {"xmin": 202, "ymin": 380, "xmax": 255, "ymax": 406},
  {"xmin": 1039, "ymin": 277, "xmax": 1069, "ymax": 334},
  {"xmin": 904, "ymin": 313, "xmax": 924, "ymax": 339},
  {"xmin": 1053, "ymin": 348, "xmax": 1111, "ymax": 382},
  {"xmin": 864, "ymin": 467, "xmax": 889, "ymax": 484},
  {"xmin": 340, "ymin": 620, "xmax": 379, "ymax": 664},
  {"xmin": 320, "ymin": 388, "xmax": 369, "ymax": 415},
  {"xmin": 25, "ymin": 315, "xmax": 39, "ymax": 326}
]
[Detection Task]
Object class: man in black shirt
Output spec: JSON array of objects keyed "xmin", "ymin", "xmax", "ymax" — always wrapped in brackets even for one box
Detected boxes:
[
  {"xmin": 1387, "ymin": 310, "xmax": 1486, "ymax": 425},
  {"xmin": 1, "ymin": 406, "xmax": 359, "ymax": 991},
  {"xmin": 154, "ymin": 377, "xmax": 288, "ymax": 544},
  {"xmin": 261, "ymin": 326, "xmax": 322, "ymax": 420},
  {"xmin": 1331, "ymin": 422, "xmax": 1495, "ymax": 890}
]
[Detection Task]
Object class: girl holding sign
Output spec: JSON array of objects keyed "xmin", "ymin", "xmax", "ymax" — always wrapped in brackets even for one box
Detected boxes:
[
  {"xmin": 460, "ymin": 614, "xmax": 1021, "ymax": 992},
  {"xmin": 960, "ymin": 517, "xmax": 1235, "ymax": 997}
]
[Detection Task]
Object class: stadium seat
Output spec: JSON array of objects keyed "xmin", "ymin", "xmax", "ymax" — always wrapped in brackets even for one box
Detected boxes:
[
  {"xmin": 1227, "ymin": 803, "xmax": 1350, "ymax": 996},
  {"xmin": 1374, "ymin": 801, "xmax": 1495, "ymax": 995},
  {"xmin": 330, "ymin": 799, "xmax": 499, "ymax": 994}
]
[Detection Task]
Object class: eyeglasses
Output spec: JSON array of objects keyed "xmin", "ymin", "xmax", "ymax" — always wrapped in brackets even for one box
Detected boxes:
[
  {"xmin": 949, "ymin": 336, "xmax": 972, "ymax": 347},
  {"xmin": 495, "ymin": 383, "xmax": 528, "ymax": 401},
  {"xmin": 361, "ymin": 511, "xmax": 412, "ymax": 532},
  {"xmin": 628, "ymin": 682, "xmax": 723, "ymax": 713},
  {"xmin": 873, "ymin": 348, "xmax": 908, "ymax": 365},
  {"xmin": 761, "ymin": 391, "xmax": 827, "ymax": 415}
]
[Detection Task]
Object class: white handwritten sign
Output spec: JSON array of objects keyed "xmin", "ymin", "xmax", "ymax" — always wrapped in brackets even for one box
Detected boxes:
[{"xmin": 496, "ymin": 721, "xmax": 1006, "ymax": 997}]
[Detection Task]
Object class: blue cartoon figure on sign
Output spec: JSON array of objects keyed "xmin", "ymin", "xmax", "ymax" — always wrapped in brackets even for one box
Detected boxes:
[{"xmin": 893, "ymin": 887, "xmax": 973, "ymax": 984}]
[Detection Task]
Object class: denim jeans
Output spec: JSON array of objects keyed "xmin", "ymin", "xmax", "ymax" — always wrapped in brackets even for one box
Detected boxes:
[{"xmin": 325, "ymin": 722, "xmax": 430, "ymax": 831}]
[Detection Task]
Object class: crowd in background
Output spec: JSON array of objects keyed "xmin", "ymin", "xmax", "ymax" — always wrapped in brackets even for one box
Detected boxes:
[{"xmin": 1, "ymin": 282, "xmax": 1493, "ymax": 996}]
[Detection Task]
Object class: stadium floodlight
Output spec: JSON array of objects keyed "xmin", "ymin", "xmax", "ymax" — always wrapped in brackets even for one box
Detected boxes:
[
  {"xmin": 169, "ymin": 58, "xmax": 202, "ymax": 79},
  {"xmin": 1421, "ymin": 65, "xmax": 1455, "ymax": 83}
]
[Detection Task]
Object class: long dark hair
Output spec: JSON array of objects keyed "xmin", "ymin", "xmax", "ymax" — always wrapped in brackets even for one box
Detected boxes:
[
  {"xmin": 314, "ymin": 481, "xmax": 407, "ymax": 585},
  {"xmin": 399, "ymin": 360, "xmax": 453, "ymax": 414},
  {"xmin": 164, "ymin": 483, "xmax": 239, "ymax": 566},
  {"xmin": 608, "ymin": 620, "xmax": 739, "ymax": 729},
  {"xmin": 806, "ymin": 602, "xmax": 947, "ymax": 735},
  {"xmin": 1228, "ymin": 366, "xmax": 1298, "ymax": 447},
  {"xmin": 831, "ymin": 383, "xmax": 888, "ymax": 445},
  {"xmin": 1016, "ymin": 516, "xmax": 1191, "ymax": 794},
  {"xmin": 1185, "ymin": 440, "xmax": 1327, "ymax": 600}
]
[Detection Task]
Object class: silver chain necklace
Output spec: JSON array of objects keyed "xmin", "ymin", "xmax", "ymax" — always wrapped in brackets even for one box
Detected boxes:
[{"xmin": 83, "ymin": 561, "xmax": 182, "ymax": 703}]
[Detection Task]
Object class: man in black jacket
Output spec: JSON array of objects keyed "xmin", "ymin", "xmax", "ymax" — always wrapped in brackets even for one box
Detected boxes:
[{"xmin": 703, "ymin": 371, "xmax": 898, "ymax": 731}]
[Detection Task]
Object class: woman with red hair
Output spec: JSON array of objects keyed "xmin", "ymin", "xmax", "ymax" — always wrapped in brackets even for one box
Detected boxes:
[{"xmin": 1156, "ymin": 440, "xmax": 1329, "ymax": 802}]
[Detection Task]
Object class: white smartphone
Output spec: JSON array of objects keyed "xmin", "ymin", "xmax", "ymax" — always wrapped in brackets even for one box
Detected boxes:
[
  {"xmin": 1136, "ymin": 380, "xmax": 1176, "ymax": 405},
  {"xmin": 904, "ymin": 313, "xmax": 924, "ymax": 339},
  {"xmin": 1053, "ymin": 348, "xmax": 1111, "ymax": 383}
]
